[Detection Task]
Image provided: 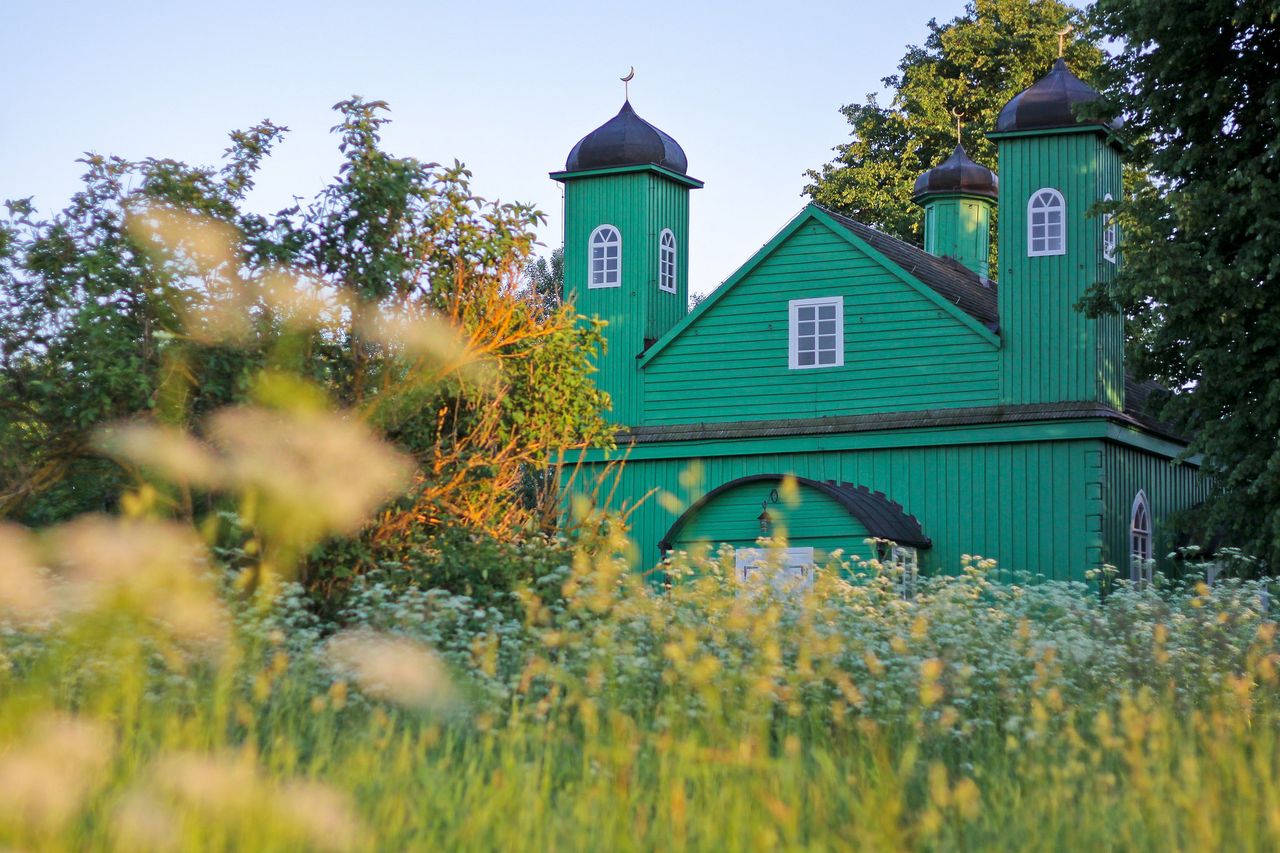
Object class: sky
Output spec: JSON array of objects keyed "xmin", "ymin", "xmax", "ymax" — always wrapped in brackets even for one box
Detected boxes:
[{"xmin": 1, "ymin": 0, "xmax": 979, "ymax": 296}]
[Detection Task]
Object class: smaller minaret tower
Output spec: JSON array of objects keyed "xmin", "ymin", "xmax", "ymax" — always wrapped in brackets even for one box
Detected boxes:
[
  {"xmin": 912, "ymin": 144, "xmax": 998, "ymax": 278},
  {"xmin": 551, "ymin": 98, "xmax": 702, "ymax": 426}
]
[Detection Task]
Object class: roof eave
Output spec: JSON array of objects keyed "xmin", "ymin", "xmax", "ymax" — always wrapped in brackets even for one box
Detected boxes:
[
  {"xmin": 550, "ymin": 163, "xmax": 704, "ymax": 188},
  {"xmin": 988, "ymin": 122, "xmax": 1130, "ymax": 153}
]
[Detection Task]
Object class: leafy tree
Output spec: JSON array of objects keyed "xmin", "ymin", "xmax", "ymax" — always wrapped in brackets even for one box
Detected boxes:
[
  {"xmin": 522, "ymin": 246, "xmax": 563, "ymax": 317},
  {"xmin": 1083, "ymin": 0, "xmax": 1280, "ymax": 565},
  {"xmin": 0, "ymin": 130, "xmax": 285, "ymax": 521},
  {"xmin": 0, "ymin": 99, "xmax": 612, "ymax": 584},
  {"xmin": 804, "ymin": 0, "xmax": 1102, "ymax": 256}
]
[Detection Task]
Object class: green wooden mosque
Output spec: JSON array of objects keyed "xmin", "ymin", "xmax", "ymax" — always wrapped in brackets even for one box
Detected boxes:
[{"xmin": 553, "ymin": 60, "xmax": 1206, "ymax": 584}]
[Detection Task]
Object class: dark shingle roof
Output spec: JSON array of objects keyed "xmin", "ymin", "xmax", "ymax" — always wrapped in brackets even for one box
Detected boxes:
[
  {"xmin": 818, "ymin": 207, "xmax": 1000, "ymax": 331},
  {"xmin": 995, "ymin": 59, "xmax": 1122, "ymax": 134},
  {"xmin": 912, "ymin": 144, "xmax": 999, "ymax": 201},
  {"xmin": 1124, "ymin": 375, "xmax": 1178, "ymax": 435},
  {"xmin": 565, "ymin": 100, "xmax": 689, "ymax": 174},
  {"xmin": 622, "ymin": 397, "xmax": 1187, "ymax": 446},
  {"xmin": 831, "ymin": 482, "xmax": 931, "ymax": 548}
]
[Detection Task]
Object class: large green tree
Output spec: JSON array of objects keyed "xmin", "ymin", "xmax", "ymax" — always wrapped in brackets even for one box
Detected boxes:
[
  {"xmin": 0, "ymin": 99, "xmax": 611, "ymax": 555},
  {"xmin": 804, "ymin": 0, "xmax": 1101, "ymax": 253},
  {"xmin": 1083, "ymin": 0, "xmax": 1280, "ymax": 565}
]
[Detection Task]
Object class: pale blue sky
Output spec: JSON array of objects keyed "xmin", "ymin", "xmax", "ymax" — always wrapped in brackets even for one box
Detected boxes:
[{"xmin": 2, "ymin": 0, "xmax": 978, "ymax": 295}]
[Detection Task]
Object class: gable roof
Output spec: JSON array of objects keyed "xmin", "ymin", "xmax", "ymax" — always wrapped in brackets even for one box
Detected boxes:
[
  {"xmin": 639, "ymin": 204, "xmax": 998, "ymax": 368},
  {"xmin": 816, "ymin": 207, "xmax": 1000, "ymax": 331},
  {"xmin": 657, "ymin": 473, "xmax": 932, "ymax": 551}
]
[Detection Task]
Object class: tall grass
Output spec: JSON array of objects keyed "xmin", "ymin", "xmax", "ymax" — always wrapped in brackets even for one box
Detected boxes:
[{"xmin": 3, "ymin": 517, "xmax": 1280, "ymax": 851}]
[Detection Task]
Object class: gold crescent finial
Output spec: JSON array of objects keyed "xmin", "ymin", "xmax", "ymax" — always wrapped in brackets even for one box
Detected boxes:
[
  {"xmin": 1057, "ymin": 25, "xmax": 1074, "ymax": 57},
  {"xmin": 952, "ymin": 107, "xmax": 964, "ymax": 144},
  {"xmin": 621, "ymin": 66, "xmax": 635, "ymax": 99}
]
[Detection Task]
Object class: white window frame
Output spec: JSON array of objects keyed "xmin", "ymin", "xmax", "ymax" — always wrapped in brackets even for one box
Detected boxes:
[
  {"xmin": 1102, "ymin": 192, "xmax": 1117, "ymax": 264},
  {"xmin": 658, "ymin": 228, "xmax": 677, "ymax": 293},
  {"xmin": 788, "ymin": 296, "xmax": 844, "ymax": 370},
  {"xmin": 1027, "ymin": 188, "xmax": 1067, "ymax": 257},
  {"xmin": 734, "ymin": 546, "xmax": 815, "ymax": 590},
  {"xmin": 588, "ymin": 224, "xmax": 621, "ymax": 288},
  {"xmin": 1130, "ymin": 490, "xmax": 1153, "ymax": 584}
]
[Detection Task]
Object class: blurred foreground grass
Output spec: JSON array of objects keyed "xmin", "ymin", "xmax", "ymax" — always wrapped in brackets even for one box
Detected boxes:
[{"xmin": 3, "ymin": 512, "xmax": 1280, "ymax": 851}]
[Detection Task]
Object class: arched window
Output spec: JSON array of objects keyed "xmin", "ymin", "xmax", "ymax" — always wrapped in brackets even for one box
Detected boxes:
[
  {"xmin": 1028, "ymin": 188, "xmax": 1066, "ymax": 257},
  {"xmin": 658, "ymin": 229, "xmax": 677, "ymax": 293},
  {"xmin": 1102, "ymin": 193, "xmax": 1117, "ymax": 263},
  {"xmin": 589, "ymin": 225, "xmax": 621, "ymax": 288},
  {"xmin": 1130, "ymin": 490, "xmax": 1153, "ymax": 584}
]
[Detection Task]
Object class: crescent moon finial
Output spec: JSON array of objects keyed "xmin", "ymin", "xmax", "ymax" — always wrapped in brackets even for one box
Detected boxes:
[
  {"xmin": 621, "ymin": 66, "xmax": 635, "ymax": 83},
  {"xmin": 1056, "ymin": 25, "xmax": 1074, "ymax": 57},
  {"xmin": 621, "ymin": 66, "xmax": 634, "ymax": 100}
]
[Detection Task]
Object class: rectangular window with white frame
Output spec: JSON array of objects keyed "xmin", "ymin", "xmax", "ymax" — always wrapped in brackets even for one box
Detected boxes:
[{"xmin": 789, "ymin": 296, "xmax": 843, "ymax": 370}]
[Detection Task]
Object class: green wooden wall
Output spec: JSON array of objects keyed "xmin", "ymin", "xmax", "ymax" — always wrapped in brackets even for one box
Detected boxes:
[
  {"xmin": 575, "ymin": 432, "xmax": 1110, "ymax": 581},
  {"xmin": 642, "ymin": 218, "xmax": 999, "ymax": 424},
  {"xmin": 559, "ymin": 166, "xmax": 693, "ymax": 425},
  {"xmin": 922, "ymin": 195, "xmax": 993, "ymax": 279},
  {"xmin": 574, "ymin": 431, "xmax": 1204, "ymax": 584},
  {"xmin": 669, "ymin": 476, "xmax": 873, "ymax": 564},
  {"xmin": 995, "ymin": 128, "xmax": 1124, "ymax": 408},
  {"xmin": 1101, "ymin": 440, "xmax": 1209, "ymax": 573}
]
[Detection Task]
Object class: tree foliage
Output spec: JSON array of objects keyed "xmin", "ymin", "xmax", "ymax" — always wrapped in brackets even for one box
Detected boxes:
[
  {"xmin": 0, "ymin": 98, "xmax": 612, "ymax": 581},
  {"xmin": 522, "ymin": 246, "xmax": 563, "ymax": 318},
  {"xmin": 804, "ymin": 0, "xmax": 1101, "ymax": 254},
  {"xmin": 1083, "ymin": 0, "xmax": 1280, "ymax": 565}
]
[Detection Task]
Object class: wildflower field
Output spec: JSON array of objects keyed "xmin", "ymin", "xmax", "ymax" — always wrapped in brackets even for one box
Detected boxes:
[{"xmin": 3, "ymin": 514, "xmax": 1280, "ymax": 851}]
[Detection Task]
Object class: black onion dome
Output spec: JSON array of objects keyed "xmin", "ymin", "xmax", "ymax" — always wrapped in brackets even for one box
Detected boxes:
[
  {"xmin": 912, "ymin": 144, "xmax": 998, "ymax": 201},
  {"xmin": 996, "ymin": 58, "xmax": 1122, "ymax": 133},
  {"xmin": 565, "ymin": 100, "xmax": 688, "ymax": 174}
]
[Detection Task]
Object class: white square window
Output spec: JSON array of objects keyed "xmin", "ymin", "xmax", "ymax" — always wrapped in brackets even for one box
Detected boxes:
[{"xmin": 789, "ymin": 297, "xmax": 843, "ymax": 370}]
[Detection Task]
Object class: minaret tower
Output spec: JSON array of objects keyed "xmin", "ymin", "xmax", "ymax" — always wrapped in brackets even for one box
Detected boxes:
[
  {"xmin": 912, "ymin": 143, "xmax": 999, "ymax": 278},
  {"xmin": 551, "ymin": 99, "xmax": 703, "ymax": 426},
  {"xmin": 989, "ymin": 59, "xmax": 1125, "ymax": 408}
]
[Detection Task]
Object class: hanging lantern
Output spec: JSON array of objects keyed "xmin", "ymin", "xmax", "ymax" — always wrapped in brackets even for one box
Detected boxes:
[{"xmin": 757, "ymin": 500, "xmax": 772, "ymax": 535}]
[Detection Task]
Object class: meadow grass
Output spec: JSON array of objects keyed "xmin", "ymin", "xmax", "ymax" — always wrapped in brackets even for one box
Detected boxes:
[{"xmin": 3, "ymin": 519, "xmax": 1280, "ymax": 852}]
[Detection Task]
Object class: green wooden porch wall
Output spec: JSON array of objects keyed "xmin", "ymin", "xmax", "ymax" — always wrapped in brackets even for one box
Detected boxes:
[
  {"xmin": 669, "ymin": 476, "xmax": 874, "ymax": 565},
  {"xmin": 572, "ymin": 432, "xmax": 1204, "ymax": 582},
  {"xmin": 573, "ymin": 437, "xmax": 1105, "ymax": 580}
]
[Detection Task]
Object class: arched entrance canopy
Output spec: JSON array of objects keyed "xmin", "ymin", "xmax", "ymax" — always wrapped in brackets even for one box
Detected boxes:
[{"xmin": 658, "ymin": 474, "xmax": 931, "ymax": 552}]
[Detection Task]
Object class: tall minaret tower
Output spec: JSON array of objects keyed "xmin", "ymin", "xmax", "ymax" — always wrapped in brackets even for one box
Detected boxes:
[
  {"xmin": 989, "ymin": 59, "xmax": 1125, "ymax": 408},
  {"xmin": 551, "ymin": 100, "xmax": 702, "ymax": 426}
]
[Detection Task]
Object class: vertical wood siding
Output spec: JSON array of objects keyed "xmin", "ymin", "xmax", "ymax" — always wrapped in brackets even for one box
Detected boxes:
[
  {"xmin": 645, "ymin": 176, "xmax": 689, "ymax": 343},
  {"xmin": 1101, "ymin": 441, "xmax": 1208, "ymax": 572},
  {"xmin": 574, "ymin": 437, "xmax": 1103, "ymax": 581},
  {"xmin": 997, "ymin": 132, "xmax": 1125, "ymax": 407},
  {"xmin": 642, "ymin": 220, "xmax": 1000, "ymax": 424},
  {"xmin": 923, "ymin": 196, "xmax": 993, "ymax": 279},
  {"xmin": 562, "ymin": 170, "xmax": 692, "ymax": 425}
]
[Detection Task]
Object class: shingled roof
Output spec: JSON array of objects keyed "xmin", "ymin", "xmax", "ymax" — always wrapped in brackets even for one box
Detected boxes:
[
  {"xmin": 622, "ymin": 393, "xmax": 1186, "ymax": 446},
  {"xmin": 818, "ymin": 206, "xmax": 1000, "ymax": 332}
]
